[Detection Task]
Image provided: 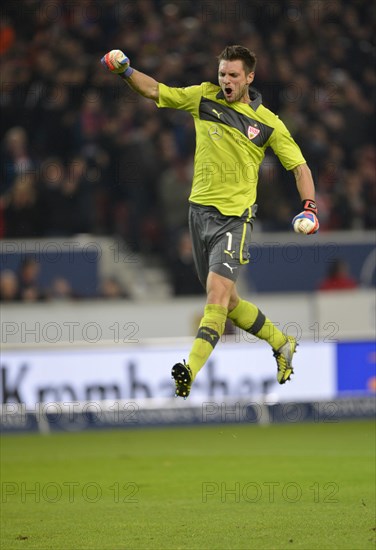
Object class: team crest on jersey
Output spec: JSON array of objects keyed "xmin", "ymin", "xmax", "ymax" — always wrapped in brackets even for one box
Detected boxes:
[{"xmin": 247, "ymin": 125, "xmax": 260, "ymax": 140}]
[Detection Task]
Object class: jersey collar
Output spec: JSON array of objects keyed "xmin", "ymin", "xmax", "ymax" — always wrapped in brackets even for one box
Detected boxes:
[{"xmin": 216, "ymin": 85, "xmax": 262, "ymax": 111}]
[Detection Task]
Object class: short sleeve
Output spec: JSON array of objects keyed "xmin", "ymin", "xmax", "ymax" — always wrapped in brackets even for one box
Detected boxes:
[
  {"xmin": 155, "ymin": 83, "xmax": 203, "ymax": 115},
  {"xmin": 268, "ymin": 117, "xmax": 306, "ymax": 170}
]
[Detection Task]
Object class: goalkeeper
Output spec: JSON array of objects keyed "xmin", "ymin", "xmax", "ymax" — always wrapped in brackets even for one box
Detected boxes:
[{"xmin": 101, "ymin": 45, "xmax": 319, "ymax": 398}]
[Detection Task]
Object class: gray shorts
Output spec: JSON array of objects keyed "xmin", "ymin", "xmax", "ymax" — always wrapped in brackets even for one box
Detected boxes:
[{"xmin": 188, "ymin": 202, "xmax": 257, "ymax": 286}]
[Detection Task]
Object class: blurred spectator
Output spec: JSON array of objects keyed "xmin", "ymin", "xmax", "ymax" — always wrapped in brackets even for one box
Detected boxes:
[
  {"xmin": 62, "ymin": 156, "xmax": 95, "ymax": 234},
  {"xmin": 1, "ymin": 127, "xmax": 35, "ymax": 196},
  {"xmin": 3, "ymin": 174, "xmax": 40, "ymax": 237},
  {"xmin": 17, "ymin": 256, "xmax": 45, "ymax": 301},
  {"xmin": 76, "ymin": 90, "xmax": 106, "ymax": 145},
  {"xmin": 0, "ymin": 270, "xmax": 19, "ymax": 301},
  {"xmin": 318, "ymin": 259, "xmax": 358, "ymax": 291},
  {"xmin": 47, "ymin": 277, "xmax": 75, "ymax": 301},
  {"xmin": 159, "ymin": 157, "xmax": 192, "ymax": 243},
  {"xmin": 37, "ymin": 156, "xmax": 95, "ymax": 236},
  {"xmin": 168, "ymin": 230, "xmax": 205, "ymax": 296},
  {"xmin": 37, "ymin": 83, "xmax": 74, "ymax": 159},
  {"xmin": 331, "ymin": 171, "xmax": 367, "ymax": 230},
  {"xmin": 37, "ymin": 157, "xmax": 70, "ymax": 236},
  {"xmin": 99, "ymin": 276, "xmax": 129, "ymax": 299},
  {"xmin": 0, "ymin": 16, "xmax": 15, "ymax": 56}
]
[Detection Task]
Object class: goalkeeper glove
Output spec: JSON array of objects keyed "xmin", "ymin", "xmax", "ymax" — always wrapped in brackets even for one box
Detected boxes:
[
  {"xmin": 101, "ymin": 50, "xmax": 134, "ymax": 79},
  {"xmin": 292, "ymin": 199, "xmax": 319, "ymax": 235}
]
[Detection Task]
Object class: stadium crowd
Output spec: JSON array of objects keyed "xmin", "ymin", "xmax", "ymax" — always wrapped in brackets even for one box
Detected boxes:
[{"xmin": 0, "ymin": 0, "xmax": 375, "ymax": 297}]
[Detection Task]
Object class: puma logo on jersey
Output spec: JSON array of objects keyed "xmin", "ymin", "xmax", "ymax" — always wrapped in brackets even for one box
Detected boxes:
[
  {"xmin": 212, "ymin": 109, "xmax": 223, "ymax": 119},
  {"xmin": 223, "ymin": 263, "xmax": 237, "ymax": 273},
  {"xmin": 224, "ymin": 250, "xmax": 235, "ymax": 259}
]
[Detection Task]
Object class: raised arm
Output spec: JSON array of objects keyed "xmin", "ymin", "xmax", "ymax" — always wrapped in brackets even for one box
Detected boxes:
[
  {"xmin": 101, "ymin": 50, "xmax": 159, "ymax": 101},
  {"xmin": 126, "ymin": 69, "xmax": 159, "ymax": 101}
]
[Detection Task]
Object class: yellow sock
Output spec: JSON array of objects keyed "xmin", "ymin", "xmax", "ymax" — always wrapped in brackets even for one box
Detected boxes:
[
  {"xmin": 188, "ymin": 304, "xmax": 227, "ymax": 379},
  {"xmin": 228, "ymin": 299, "xmax": 286, "ymax": 350},
  {"xmin": 255, "ymin": 318, "xmax": 286, "ymax": 350}
]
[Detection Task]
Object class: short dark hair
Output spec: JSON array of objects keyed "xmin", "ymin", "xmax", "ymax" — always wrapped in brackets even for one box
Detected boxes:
[{"xmin": 218, "ymin": 45, "xmax": 257, "ymax": 74}]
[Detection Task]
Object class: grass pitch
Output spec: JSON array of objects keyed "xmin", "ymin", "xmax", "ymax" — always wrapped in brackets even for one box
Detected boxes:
[{"xmin": 1, "ymin": 420, "xmax": 375, "ymax": 549}]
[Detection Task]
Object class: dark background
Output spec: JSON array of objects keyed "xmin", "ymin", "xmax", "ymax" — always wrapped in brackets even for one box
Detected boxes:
[{"xmin": 0, "ymin": 0, "xmax": 375, "ymax": 297}]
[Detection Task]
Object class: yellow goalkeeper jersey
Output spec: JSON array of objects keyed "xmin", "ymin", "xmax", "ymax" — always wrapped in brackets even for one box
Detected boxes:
[{"xmin": 156, "ymin": 82, "xmax": 306, "ymax": 217}]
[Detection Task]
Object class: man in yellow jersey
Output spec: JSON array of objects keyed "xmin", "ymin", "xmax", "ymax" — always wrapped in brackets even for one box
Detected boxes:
[{"xmin": 101, "ymin": 45, "xmax": 319, "ymax": 398}]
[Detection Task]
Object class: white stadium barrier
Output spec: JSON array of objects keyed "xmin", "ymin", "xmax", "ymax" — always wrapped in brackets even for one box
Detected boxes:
[{"xmin": 1, "ymin": 290, "xmax": 375, "ymax": 432}]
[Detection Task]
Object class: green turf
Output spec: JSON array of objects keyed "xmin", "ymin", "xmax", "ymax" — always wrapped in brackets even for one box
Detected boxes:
[{"xmin": 1, "ymin": 420, "xmax": 375, "ymax": 550}]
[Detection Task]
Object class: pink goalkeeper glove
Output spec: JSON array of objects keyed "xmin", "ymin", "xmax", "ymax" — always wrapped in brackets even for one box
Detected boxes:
[
  {"xmin": 101, "ymin": 50, "xmax": 134, "ymax": 79},
  {"xmin": 292, "ymin": 200, "xmax": 319, "ymax": 235}
]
